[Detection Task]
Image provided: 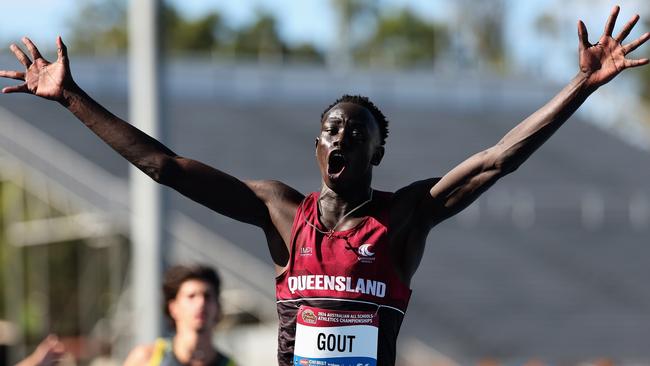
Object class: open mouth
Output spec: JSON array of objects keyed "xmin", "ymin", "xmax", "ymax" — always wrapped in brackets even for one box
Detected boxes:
[{"xmin": 327, "ymin": 150, "xmax": 346, "ymax": 176}]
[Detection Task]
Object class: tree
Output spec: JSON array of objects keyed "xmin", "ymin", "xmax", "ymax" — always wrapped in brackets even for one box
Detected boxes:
[
  {"xmin": 224, "ymin": 12, "xmax": 325, "ymax": 64},
  {"xmin": 65, "ymin": 1, "xmax": 324, "ymax": 63},
  {"xmin": 535, "ymin": 12, "xmax": 561, "ymax": 37},
  {"xmin": 329, "ymin": 0, "xmax": 377, "ymax": 70},
  {"xmin": 162, "ymin": 6, "xmax": 223, "ymax": 55},
  {"xmin": 287, "ymin": 43, "xmax": 325, "ymax": 64},
  {"xmin": 228, "ymin": 13, "xmax": 286, "ymax": 62},
  {"xmin": 67, "ymin": 0, "xmax": 223, "ymax": 56},
  {"xmin": 66, "ymin": 0, "xmax": 128, "ymax": 55},
  {"xmin": 447, "ymin": 0, "xmax": 507, "ymax": 72},
  {"xmin": 355, "ymin": 9, "xmax": 448, "ymax": 69}
]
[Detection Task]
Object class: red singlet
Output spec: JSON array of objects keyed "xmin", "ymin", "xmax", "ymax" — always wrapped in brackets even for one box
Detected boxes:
[{"xmin": 276, "ymin": 190, "xmax": 412, "ymax": 366}]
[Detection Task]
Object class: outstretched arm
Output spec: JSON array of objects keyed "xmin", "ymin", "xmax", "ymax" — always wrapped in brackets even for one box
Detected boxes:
[
  {"xmin": 0, "ymin": 37, "xmax": 302, "ymax": 262},
  {"xmin": 417, "ymin": 6, "xmax": 649, "ymax": 227}
]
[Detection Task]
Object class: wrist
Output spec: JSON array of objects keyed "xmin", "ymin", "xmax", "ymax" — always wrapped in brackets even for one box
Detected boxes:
[
  {"xmin": 59, "ymin": 81, "xmax": 83, "ymax": 109},
  {"xmin": 575, "ymin": 70, "xmax": 598, "ymax": 95}
]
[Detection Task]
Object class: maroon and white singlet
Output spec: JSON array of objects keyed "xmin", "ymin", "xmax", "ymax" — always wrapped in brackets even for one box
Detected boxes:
[{"xmin": 276, "ymin": 190, "xmax": 412, "ymax": 366}]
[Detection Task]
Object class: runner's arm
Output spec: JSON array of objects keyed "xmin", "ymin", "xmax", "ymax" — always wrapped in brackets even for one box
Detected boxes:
[
  {"xmin": 414, "ymin": 6, "xmax": 649, "ymax": 227},
  {"xmin": 122, "ymin": 345, "xmax": 153, "ymax": 366},
  {"xmin": 0, "ymin": 37, "xmax": 293, "ymax": 228}
]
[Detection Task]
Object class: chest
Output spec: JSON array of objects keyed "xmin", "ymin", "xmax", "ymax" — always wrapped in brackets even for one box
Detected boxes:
[{"xmin": 292, "ymin": 220, "xmax": 390, "ymax": 275}]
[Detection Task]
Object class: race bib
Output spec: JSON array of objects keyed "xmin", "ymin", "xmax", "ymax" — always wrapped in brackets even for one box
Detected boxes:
[{"xmin": 293, "ymin": 306, "xmax": 379, "ymax": 366}]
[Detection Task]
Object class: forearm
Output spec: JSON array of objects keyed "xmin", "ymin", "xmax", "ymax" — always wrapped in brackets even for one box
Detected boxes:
[
  {"xmin": 425, "ymin": 73, "xmax": 596, "ymax": 224},
  {"xmin": 60, "ymin": 83, "xmax": 176, "ymax": 181},
  {"xmin": 495, "ymin": 72, "xmax": 595, "ymax": 172}
]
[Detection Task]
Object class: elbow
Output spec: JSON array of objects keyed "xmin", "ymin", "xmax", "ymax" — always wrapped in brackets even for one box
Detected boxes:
[
  {"xmin": 495, "ymin": 158, "xmax": 520, "ymax": 176},
  {"xmin": 142, "ymin": 155, "xmax": 177, "ymax": 185},
  {"xmin": 489, "ymin": 146, "xmax": 520, "ymax": 178}
]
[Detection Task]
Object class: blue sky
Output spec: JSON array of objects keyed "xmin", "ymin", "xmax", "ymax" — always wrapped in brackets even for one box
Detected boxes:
[
  {"xmin": 0, "ymin": 0, "xmax": 648, "ymax": 80},
  {"xmin": 0, "ymin": 0, "xmax": 447, "ymax": 47},
  {"xmin": 0, "ymin": 1, "xmax": 644, "ymax": 48}
]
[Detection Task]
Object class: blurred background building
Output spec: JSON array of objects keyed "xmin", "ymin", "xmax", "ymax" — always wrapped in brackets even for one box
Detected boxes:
[{"xmin": 1, "ymin": 0, "xmax": 650, "ymax": 365}]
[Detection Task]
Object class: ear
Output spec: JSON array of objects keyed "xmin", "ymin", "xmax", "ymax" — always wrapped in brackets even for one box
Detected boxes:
[
  {"xmin": 168, "ymin": 300, "xmax": 177, "ymax": 320},
  {"xmin": 371, "ymin": 146, "xmax": 384, "ymax": 166}
]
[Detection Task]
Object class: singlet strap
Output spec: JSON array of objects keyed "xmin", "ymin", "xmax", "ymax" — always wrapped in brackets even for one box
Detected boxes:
[
  {"xmin": 148, "ymin": 338, "xmax": 170, "ymax": 366},
  {"xmin": 290, "ymin": 193, "xmax": 314, "ymax": 247},
  {"xmin": 282, "ymin": 193, "xmax": 316, "ymax": 267}
]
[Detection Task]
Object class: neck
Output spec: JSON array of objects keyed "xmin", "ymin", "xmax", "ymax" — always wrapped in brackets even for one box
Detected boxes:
[
  {"xmin": 318, "ymin": 184, "xmax": 373, "ymax": 230},
  {"xmin": 172, "ymin": 327, "xmax": 217, "ymax": 365},
  {"xmin": 320, "ymin": 184, "xmax": 371, "ymax": 204}
]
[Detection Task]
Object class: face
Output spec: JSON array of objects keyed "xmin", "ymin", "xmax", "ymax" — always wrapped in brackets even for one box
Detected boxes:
[
  {"xmin": 168, "ymin": 279, "xmax": 220, "ymax": 333},
  {"xmin": 316, "ymin": 102, "xmax": 384, "ymax": 190}
]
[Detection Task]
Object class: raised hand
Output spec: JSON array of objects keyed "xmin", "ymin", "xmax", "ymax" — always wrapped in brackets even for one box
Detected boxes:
[
  {"xmin": 16, "ymin": 335, "xmax": 66, "ymax": 366},
  {"xmin": 0, "ymin": 36, "xmax": 73, "ymax": 102},
  {"xmin": 579, "ymin": 5, "xmax": 650, "ymax": 90}
]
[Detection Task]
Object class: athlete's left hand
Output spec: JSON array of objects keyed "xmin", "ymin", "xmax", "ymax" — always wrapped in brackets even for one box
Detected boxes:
[
  {"xmin": 16, "ymin": 335, "xmax": 66, "ymax": 366},
  {"xmin": 579, "ymin": 5, "xmax": 650, "ymax": 90}
]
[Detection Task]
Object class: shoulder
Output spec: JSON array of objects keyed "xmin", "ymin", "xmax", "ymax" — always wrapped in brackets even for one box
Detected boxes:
[
  {"xmin": 392, "ymin": 178, "xmax": 441, "ymax": 209},
  {"xmin": 390, "ymin": 178, "xmax": 442, "ymax": 227},
  {"xmin": 245, "ymin": 180, "xmax": 304, "ymax": 205},
  {"xmin": 123, "ymin": 343, "xmax": 156, "ymax": 366},
  {"xmin": 245, "ymin": 179, "xmax": 305, "ymax": 216},
  {"xmin": 244, "ymin": 180, "xmax": 308, "ymax": 241}
]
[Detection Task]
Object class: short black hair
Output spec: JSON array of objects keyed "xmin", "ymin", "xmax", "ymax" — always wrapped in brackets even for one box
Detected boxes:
[
  {"xmin": 162, "ymin": 264, "xmax": 221, "ymax": 328},
  {"xmin": 321, "ymin": 94, "xmax": 389, "ymax": 145}
]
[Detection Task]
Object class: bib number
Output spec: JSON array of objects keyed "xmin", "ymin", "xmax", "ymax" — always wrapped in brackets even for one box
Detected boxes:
[{"xmin": 293, "ymin": 306, "xmax": 378, "ymax": 366}]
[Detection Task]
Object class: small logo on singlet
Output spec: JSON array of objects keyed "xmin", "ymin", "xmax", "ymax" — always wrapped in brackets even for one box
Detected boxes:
[
  {"xmin": 301, "ymin": 309, "xmax": 317, "ymax": 324},
  {"xmin": 357, "ymin": 243, "xmax": 376, "ymax": 263},
  {"xmin": 300, "ymin": 246, "xmax": 313, "ymax": 257}
]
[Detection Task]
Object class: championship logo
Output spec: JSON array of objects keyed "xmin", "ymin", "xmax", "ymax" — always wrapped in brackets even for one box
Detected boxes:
[
  {"xmin": 357, "ymin": 243, "xmax": 376, "ymax": 263},
  {"xmin": 301, "ymin": 309, "xmax": 317, "ymax": 324}
]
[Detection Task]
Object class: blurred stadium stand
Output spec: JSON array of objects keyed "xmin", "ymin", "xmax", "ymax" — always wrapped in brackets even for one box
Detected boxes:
[{"xmin": 1, "ymin": 56, "xmax": 649, "ymax": 365}]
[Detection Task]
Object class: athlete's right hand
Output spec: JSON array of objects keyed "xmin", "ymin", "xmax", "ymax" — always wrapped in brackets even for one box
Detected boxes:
[{"xmin": 0, "ymin": 36, "xmax": 74, "ymax": 103}]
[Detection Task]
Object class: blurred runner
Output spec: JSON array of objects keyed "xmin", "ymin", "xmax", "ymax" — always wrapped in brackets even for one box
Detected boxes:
[{"xmin": 123, "ymin": 264, "xmax": 235, "ymax": 366}]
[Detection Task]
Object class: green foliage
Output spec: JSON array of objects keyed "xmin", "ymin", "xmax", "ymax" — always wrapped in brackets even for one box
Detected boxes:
[
  {"xmin": 219, "ymin": 13, "xmax": 326, "ymax": 63},
  {"xmin": 535, "ymin": 12, "xmax": 560, "ymax": 37},
  {"xmin": 355, "ymin": 9, "xmax": 448, "ymax": 68},
  {"xmin": 67, "ymin": 0, "xmax": 128, "ymax": 55},
  {"xmin": 471, "ymin": 4, "xmax": 506, "ymax": 72},
  {"xmin": 68, "ymin": 0, "xmax": 224, "ymax": 55},
  {"xmin": 229, "ymin": 13, "xmax": 287, "ymax": 60},
  {"xmin": 331, "ymin": 0, "xmax": 374, "ymax": 20},
  {"xmin": 331, "ymin": 0, "xmax": 377, "ymax": 30},
  {"xmin": 288, "ymin": 43, "xmax": 325, "ymax": 64},
  {"xmin": 0, "ymin": 179, "xmax": 130, "ymax": 345},
  {"xmin": 162, "ymin": 5, "xmax": 223, "ymax": 54},
  {"xmin": 65, "ymin": 1, "xmax": 325, "ymax": 63}
]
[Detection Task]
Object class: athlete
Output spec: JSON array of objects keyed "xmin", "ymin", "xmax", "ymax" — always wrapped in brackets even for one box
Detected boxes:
[
  {"xmin": 1, "ymin": 5, "xmax": 648, "ymax": 366},
  {"xmin": 123, "ymin": 264, "xmax": 235, "ymax": 366}
]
